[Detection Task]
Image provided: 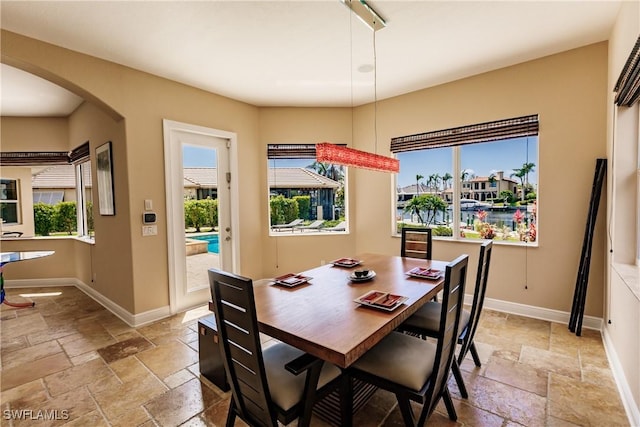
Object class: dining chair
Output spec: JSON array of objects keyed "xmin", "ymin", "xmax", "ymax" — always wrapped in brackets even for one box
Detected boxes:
[
  {"xmin": 346, "ymin": 254, "xmax": 469, "ymax": 426},
  {"xmin": 400, "ymin": 227, "xmax": 433, "ymax": 260},
  {"xmin": 208, "ymin": 269, "xmax": 342, "ymax": 427},
  {"xmin": 398, "ymin": 240, "xmax": 493, "ymax": 399}
]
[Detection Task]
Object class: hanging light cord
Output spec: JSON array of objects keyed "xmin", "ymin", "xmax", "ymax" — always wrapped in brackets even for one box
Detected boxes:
[
  {"xmin": 373, "ymin": 27, "xmax": 378, "ymax": 154},
  {"xmin": 350, "ymin": 11, "xmax": 354, "ymax": 148}
]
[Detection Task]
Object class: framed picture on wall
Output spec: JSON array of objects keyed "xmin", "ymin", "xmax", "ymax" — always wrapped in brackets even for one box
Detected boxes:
[{"xmin": 96, "ymin": 141, "xmax": 115, "ymax": 215}]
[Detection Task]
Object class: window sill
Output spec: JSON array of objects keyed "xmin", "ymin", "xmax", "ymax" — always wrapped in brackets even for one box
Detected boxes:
[
  {"xmin": 612, "ymin": 262, "xmax": 640, "ymax": 301},
  {"xmin": 393, "ymin": 234, "xmax": 539, "ymax": 248},
  {"xmin": 1, "ymin": 235, "xmax": 95, "ymax": 245},
  {"xmin": 75, "ymin": 235, "xmax": 96, "ymax": 245},
  {"xmin": 269, "ymin": 230, "xmax": 348, "ymax": 237}
]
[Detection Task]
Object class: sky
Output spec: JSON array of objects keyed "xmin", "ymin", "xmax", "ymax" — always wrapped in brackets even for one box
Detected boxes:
[
  {"xmin": 183, "ymin": 137, "xmax": 538, "ymax": 188},
  {"xmin": 183, "ymin": 145, "xmax": 217, "ymax": 167},
  {"xmin": 397, "ymin": 137, "xmax": 538, "ymax": 188}
]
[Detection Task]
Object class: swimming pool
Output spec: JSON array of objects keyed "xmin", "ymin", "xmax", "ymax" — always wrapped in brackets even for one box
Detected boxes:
[{"xmin": 190, "ymin": 234, "xmax": 219, "ymax": 254}]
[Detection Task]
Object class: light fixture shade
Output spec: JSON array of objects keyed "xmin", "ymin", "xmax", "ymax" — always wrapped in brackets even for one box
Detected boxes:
[{"xmin": 316, "ymin": 142, "xmax": 399, "ymax": 173}]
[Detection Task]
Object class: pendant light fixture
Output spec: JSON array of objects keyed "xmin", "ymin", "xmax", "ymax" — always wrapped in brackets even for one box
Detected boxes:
[{"xmin": 316, "ymin": 0, "xmax": 399, "ymax": 173}]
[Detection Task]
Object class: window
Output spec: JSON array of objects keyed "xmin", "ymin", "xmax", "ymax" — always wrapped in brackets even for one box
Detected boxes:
[
  {"xmin": 0, "ymin": 178, "xmax": 20, "ymax": 224},
  {"xmin": 636, "ymin": 168, "xmax": 639, "ymax": 266},
  {"xmin": 2, "ymin": 143, "xmax": 95, "ymax": 238},
  {"xmin": 613, "ymin": 35, "xmax": 640, "ymax": 265},
  {"xmin": 268, "ymin": 144, "xmax": 347, "ymax": 234},
  {"xmin": 75, "ymin": 161, "xmax": 93, "ymax": 237},
  {"xmin": 392, "ymin": 115, "xmax": 539, "ymax": 244},
  {"xmin": 69, "ymin": 142, "xmax": 93, "ymax": 239}
]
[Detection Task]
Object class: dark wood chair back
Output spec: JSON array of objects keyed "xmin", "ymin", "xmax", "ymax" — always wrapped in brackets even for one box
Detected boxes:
[
  {"xmin": 208, "ymin": 269, "xmax": 278, "ymax": 427},
  {"xmin": 401, "ymin": 227, "xmax": 433, "ymax": 259},
  {"xmin": 458, "ymin": 240, "xmax": 492, "ymax": 362},
  {"xmin": 421, "ymin": 253, "xmax": 468, "ymax": 422}
]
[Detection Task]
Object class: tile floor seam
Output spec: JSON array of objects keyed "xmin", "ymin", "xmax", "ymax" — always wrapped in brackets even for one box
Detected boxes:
[
  {"xmin": 545, "ymin": 371, "xmax": 552, "ymax": 424},
  {"xmin": 83, "ymin": 383, "xmax": 111, "ymax": 426},
  {"xmin": 577, "ymin": 348, "xmax": 585, "ymax": 382}
]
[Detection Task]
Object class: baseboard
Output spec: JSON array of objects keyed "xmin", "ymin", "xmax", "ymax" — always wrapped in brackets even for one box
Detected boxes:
[
  {"xmin": 471, "ymin": 295, "xmax": 603, "ymax": 330},
  {"xmin": 5, "ymin": 278, "xmax": 171, "ymax": 328},
  {"xmin": 602, "ymin": 328, "xmax": 640, "ymax": 427},
  {"xmin": 4, "ymin": 278, "xmax": 78, "ymax": 288}
]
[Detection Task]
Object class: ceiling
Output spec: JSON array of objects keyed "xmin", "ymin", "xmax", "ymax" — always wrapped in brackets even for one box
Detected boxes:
[{"xmin": 0, "ymin": 0, "xmax": 622, "ymax": 117}]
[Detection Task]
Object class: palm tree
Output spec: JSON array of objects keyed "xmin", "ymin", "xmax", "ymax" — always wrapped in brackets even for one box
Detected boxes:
[
  {"xmin": 404, "ymin": 196, "xmax": 426, "ymax": 224},
  {"xmin": 429, "ymin": 173, "xmax": 441, "ymax": 192},
  {"xmin": 520, "ymin": 162, "xmax": 536, "ymax": 187},
  {"xmin": 510, "ymin": 168, "xmax": 527, "ymax": 201},
  {"xmin": 441, "ymin": 172, "xmax": 453, "ymax": 189},
  {"xmin": 306, "ymin": 161, "xmax": 343, "ymax": 182},
  {"xmin": 425, "ymin": 175, "xmax": 434, "ymax": 192},
  {"xmin": 415, "ymin": 174, "xmax": 424, "ymax": 196}
]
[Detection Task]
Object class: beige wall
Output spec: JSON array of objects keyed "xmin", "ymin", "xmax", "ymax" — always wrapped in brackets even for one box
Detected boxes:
[
  {"xmin": 352, "ymin": 43, "xmax": 609, "ymax": 316},
  {"xmin": 0, "ymin": 237, "xmax": 79, "ymax": 279},
  {"xmin": 68, "ymin": 101, "xmax": 134, "ymax": 311},
  {"xmin": 606, "ymin": 0, "xmax": 640, "ymax": 416},
  {"xmin": 1, "ymin": 117, "xmax": 69, "ymax": 151}
]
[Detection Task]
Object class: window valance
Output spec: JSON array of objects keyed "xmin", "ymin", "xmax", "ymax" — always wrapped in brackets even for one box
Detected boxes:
[
  {"xmin": 69, "ymin": 141, "xmax": 90, "ymax": 164},
  {"xmin": 390, "ymin": 114, "xmax": 539, "ymax": 153},
  {"xmin": 614, "ymin": 35, "xmax": 640, "ymax": 107},
  {"xmin": 0, "ymin": 151, "xmax": 70, "ymax": 166},
  {"xmin": 267, "ymin": 143, "xmax": 346, "ymax": 159}
]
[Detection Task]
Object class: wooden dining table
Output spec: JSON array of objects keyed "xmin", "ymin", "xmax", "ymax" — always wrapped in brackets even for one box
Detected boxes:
[{"xmin": 253, "ymin": 253, "xmax": 447, "ymax": 369}]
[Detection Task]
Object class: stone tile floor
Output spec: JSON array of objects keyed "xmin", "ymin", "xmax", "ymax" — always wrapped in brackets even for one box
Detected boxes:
[{"xmin": 0, "ymin": 285, "xmax": 630, "ymax": 426}]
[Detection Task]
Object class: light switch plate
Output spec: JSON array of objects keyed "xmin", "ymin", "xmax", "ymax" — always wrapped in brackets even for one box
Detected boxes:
[
  {"xmin": 142, "ymin": 225, "xmax": 157, "ymax": 236},
  {"xmin": 144, "ymin": 199, "xmax": 153, "ymax": 210}
]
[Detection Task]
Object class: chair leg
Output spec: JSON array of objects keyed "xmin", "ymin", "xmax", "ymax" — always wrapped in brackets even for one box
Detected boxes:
[
  {"xmin": 396, "ymin": 395, "xmax": 416, "ymax": 427},
  {"xmin": 469, "ymin": 341, "xmax": 482, "ymax": 367},
  {"xmin": 451, "ymin": 359, "xmax": 469, "ymax": 399},
  {"xmin": 441, "ymin": 387, "xmax": 458, "ymax": 421}
]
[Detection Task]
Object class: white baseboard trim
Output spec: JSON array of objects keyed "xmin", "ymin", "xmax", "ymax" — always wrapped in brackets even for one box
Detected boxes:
[
  {"xmin": 5, "ymin": 279, "xmax": 171, "ymax": 328},
  {"xmin": 602, "ymin": 328, "xmax": 640, "ymax": 427},
  {"xmin": 4, "ymin": 278, "xmax": 78, "ymax": 288},
  {"xmin": 471, "ymin": 295, "xmax": 603, "ymax": 330}
]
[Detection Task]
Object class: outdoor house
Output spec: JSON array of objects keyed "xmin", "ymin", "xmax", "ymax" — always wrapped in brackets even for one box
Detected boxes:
[
  {"xmin": 267, "ymin": 167, "xmax": 341, "ymax": 221},
  {"xmin": 30, "ymin": 164, "xmax": 92, "ymax": 204},
  {"xmin": 397, "ymin": 171, "xmax": 519, "ymax": 205}
]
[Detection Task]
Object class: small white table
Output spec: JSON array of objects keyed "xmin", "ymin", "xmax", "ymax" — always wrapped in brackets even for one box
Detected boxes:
[{"xmin": 0, "ymin": 251, "xmax": 55, "ymax": 308}]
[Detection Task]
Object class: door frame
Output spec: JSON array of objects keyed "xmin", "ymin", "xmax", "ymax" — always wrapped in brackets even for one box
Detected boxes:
[{"xmin": 163, "ymin": 119, "xmax": 240, "ymax": 314}]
